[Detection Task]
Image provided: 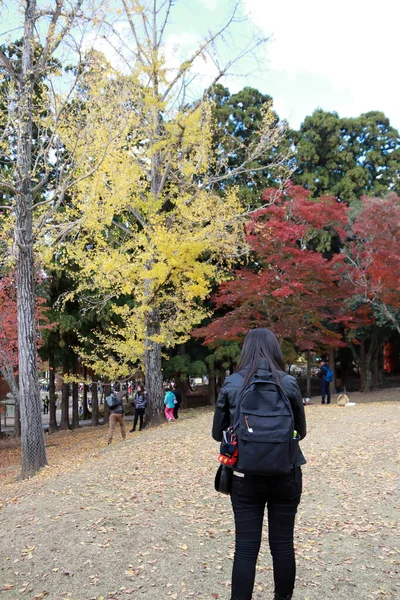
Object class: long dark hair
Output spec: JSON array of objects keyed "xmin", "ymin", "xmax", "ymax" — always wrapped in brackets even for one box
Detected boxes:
[{"xmin": 234, "ymin": 328, "xmax": 285, "ymax": 387}]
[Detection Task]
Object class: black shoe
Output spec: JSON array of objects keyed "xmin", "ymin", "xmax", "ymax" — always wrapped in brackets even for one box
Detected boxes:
[
  {"xmin": 130, "ymin": 428, "xmax": 135, "ymax": 432},
  {"xmin": 327, "ymin": 400, "xmax": 331, "ymax": 404},
  {"xmin": 139, "ymin": 427, "xmax": 143, "ymax": 431},
  {"xmin": 274, "ymin": 594, "xmax": 292, "ymax": 600},
  {"xmin": 321, "ymin": 400, "xmax": 325, "ymax": 404}
]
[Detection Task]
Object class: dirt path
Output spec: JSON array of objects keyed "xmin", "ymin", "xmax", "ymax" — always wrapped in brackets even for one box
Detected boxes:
[{"xmin": 0, "ymin": 398, "xmax": 399, "ymax": 600}]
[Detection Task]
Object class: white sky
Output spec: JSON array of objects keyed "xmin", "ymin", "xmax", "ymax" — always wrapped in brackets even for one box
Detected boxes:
[
  {"xmin": 2, "ymin": 0, "xmax": 399, "ymax": 130},
  {"xmin": 192, "ymin": 0, "xmax": 400, "ymax": 130},
  {"xmin": 241, "ymin": 0, "xmax": 400, "ymax": 129}
]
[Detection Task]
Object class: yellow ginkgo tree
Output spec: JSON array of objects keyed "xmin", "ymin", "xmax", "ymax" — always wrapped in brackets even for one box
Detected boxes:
[{"xmin": 53, "ymin": 0, "xmax": 288, "ymax": 421}]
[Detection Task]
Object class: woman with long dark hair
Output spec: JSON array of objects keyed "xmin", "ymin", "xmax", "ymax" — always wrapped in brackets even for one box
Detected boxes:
[
  {"xmin": 212, "ymin": 328, "xmax": 307, "ymax": 600},
  {"xmin": 130, "ymin": 384, "xmax": 147, "ymax": 432}
]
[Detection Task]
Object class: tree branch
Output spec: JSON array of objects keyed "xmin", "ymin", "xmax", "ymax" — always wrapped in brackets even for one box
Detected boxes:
[
  {"xmin": 35, "ymin": 0, "xmax": 84, "ymax": 77},
  {"xmin": 31, "ymin": 119, "xmax": 128, "ymax": 215},
  {"xmin": 111, "ymin": 219, "xmax": 134, "ymax": 237},
  {"xmin": 0, "ymin": 47, "xmax": 18, "ymax": 81},
  {"xmin": 127, "ymin": 205, "xmax": 147, "ymax": 229},
  {"xmin": 121, "ymin": 0, "xmax": 151, "ymax": 66},
  {"xmin": 160, "ymin": 2, "xmax": 250, "ymax": 103},
  {"xmin": 157, "ymin": 0, "xmax": 173, "ymax": 49},
  {"xmin": 0, "ymin": 180, "xmax": 18, "ymax": 194}
]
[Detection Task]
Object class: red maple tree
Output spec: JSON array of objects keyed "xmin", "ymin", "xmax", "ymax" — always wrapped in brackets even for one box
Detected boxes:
[
  {"xmin": 0, "ymin": 273, "xmax": 50, "ymax": 400},
  {"xmin": 346, "ymin": 193, "xmax": 400, "ymax": 332},
  {"xmin": 196, "ymin": 185, "xmax": 352, "ymax": 353}
]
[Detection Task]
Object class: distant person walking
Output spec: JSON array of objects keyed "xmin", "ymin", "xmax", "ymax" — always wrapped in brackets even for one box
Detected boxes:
[
  {"xmin": 319, "ymin": 360, "xmax": 333, "ymax": 404},
  {"xmin": 164, "ymin": 387, "xmax": 176, "ymax": 421},
  {"xmin": 107, "ymin": 389, "xmax": 126, "ymax": 444},
  {"xmin": 130, "ymin": 385, "xmax": 147, "ymax": 432},
  {"xmin": 43, "ymin": 396, "xmax": 49, "ymax": 414}
]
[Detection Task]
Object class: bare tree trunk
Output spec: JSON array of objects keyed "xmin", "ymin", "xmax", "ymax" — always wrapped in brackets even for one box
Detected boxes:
[
  {"xmin": 207, "ymin": 358, "xmax": 216, "ymax": 406},
  {"xmin": 142, "ymin": 33, "xmax": 165, "ymax": 425},
  {"xmin": 71, "ymin": 381, "xmax": 79, "ymax": 429},
  {"xmin": 372, "ymin": 341, "xmax": 384, "ymax": 389},
  {"xmin": 14, "ymin": 400, "xmax": 21, "ymax": 439},
  {"xmin": 209, "ymin": 371, "xmax": 216, "ymax": 406},
  {"xmin": 364, "ymin": 326, "xmax": 379, "ymax": 392},
  {"xmin": 82, "ymin": 366, "xmax": 91, "ymax": 419},
  {"xmin": 91, "ymin": 375, "xmax": 99, "ymax": 426},
  {"xmin": 180, "ymin": 379, "xmax": 189, "ymax": 409},
  {"xmin": 144, "ymin": 306, "xmax": 163, "ymax": 423},
  {"xmin": 60, "ymin": 382, "xmax": 70, "ymax": 429},
  {"xmin": 372, "ymin": 354, "xmax": 379, "ymax": 389},
  {"xmin": 329, "ymin": 348, "xmax": 336, "ymax": 392},
  {"xmin": 103, "ymin": 382, "xmax": 111, "ymax": 425},
  {"xmin": 0, "ymin": 367, "xmax": 21, "ymax": 438},
  {"xmin": 359, "ymin": 340, "xmax": 365, "ymax": 392},
  {"xmin": 306, "ymin": 350, "xmax": 311, "ymax": 398},
  {"xmin": 60, "ymin": 361, "xmax": 70, "ymax": 430},
  {"xmin": 48, "ymin": 357, "xmax": 57, "ymax": 434},
  {"xmin": 16, "ymin": 0, "xmax": 47, "ymax": 477},
  {"xmin": 364, "ymin": 360, "xmax": 372, "ymax": 392},
  {"xmin": 177, "ymin": 344, "xmax": 188, "ymax": 408},
  {"xmin": 363, "ymin": 344, "xmax": 373, "ymax": 393}
]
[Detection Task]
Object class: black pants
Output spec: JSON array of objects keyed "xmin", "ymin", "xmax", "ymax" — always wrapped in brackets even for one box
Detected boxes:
[
  {"xmin": 173, "ymin": 403, "xmax": 180, "ymax": 419},
  {"xmin": 321, "ymin": 380, "xmax": 331, "ymax": 403},
  {"xmin": 133, "ymin": 408, "xmax": 145, "ymax": 430},
  {"xmin": 230, "ymin": 468, "xmax": 302, "ymax": 600}
]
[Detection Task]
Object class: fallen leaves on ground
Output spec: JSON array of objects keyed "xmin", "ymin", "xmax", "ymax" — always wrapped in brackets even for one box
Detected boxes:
[{"xmin": 0, "ymin": 398, "xmax": 399, "ymax": 600}]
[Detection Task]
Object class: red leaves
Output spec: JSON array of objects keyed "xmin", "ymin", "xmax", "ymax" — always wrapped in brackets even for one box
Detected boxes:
[
  {"xmin": 0, "ymin": 274, "xmax": 19, "ymax": 371},
  {"xmin": 197, "ymin": 189, "xmax": 400, "ymax": 350},
  {"xmin": 346, "ymin": 193, "xmax": 400, "ymax": 322},
  {"xmin": 0, "ymin": 272, "xmax": 51, "ymax": 375},
  {"xmin": 196, "ymin": 186, "xmax": 349, "ymax": 349}
]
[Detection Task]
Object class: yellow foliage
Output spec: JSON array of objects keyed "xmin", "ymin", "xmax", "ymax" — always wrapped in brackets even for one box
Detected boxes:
[
  {"xmin": 37, "ymin": 7, "xmax": 282, "ymax": 378},
  {"xmin": 48, "ymin": 60, "xmax": 246, "ymax": 376}
]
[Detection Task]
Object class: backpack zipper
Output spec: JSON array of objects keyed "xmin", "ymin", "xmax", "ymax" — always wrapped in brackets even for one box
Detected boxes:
[{"xmin": 244, "ymin": 415, "xmax": 253, "ymax": 433}]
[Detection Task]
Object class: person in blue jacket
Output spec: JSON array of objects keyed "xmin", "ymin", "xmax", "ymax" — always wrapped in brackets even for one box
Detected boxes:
[{"xmin": 319, "ymin": 360, "xmax": 332, "ymax": 404}]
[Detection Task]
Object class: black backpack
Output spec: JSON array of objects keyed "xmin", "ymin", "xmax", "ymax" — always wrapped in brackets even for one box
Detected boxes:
[
  {"xmin": 234, "ymin": 365, "xmax": 299, "ymax": 476},
  {"xmin": 106, "ymin": 392, "xmax": 119, "ymax": 409}
]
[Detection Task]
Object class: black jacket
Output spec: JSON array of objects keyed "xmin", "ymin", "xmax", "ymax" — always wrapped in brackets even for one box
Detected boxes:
[
  {"xmin": 212, "ymin": 368, "xmax": 307, "ymax": 467},
  {"xmin": 134, "ymin": 391, "xmax": 147, "ymax": 410}
]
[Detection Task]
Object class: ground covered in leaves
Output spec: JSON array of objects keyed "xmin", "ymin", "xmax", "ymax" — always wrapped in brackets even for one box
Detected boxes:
[{"xmin": 0, "ymin": 392, "xmax": 399, "ymax": 600}]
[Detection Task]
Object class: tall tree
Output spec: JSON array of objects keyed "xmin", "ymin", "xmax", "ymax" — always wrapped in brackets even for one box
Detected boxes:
[
  {"xmin": 210, "ymin": 84, "xmax": 291, "ymax": 203},
  {"xmin": 344, "ymin": 193, "xmax": 400, "ymax": 390},
  {"xmin": 293, "ymin": 109, "xmax": 400, "ymax": 204},
  {"xmin": 0, "ymin": 272, "xmax": 50, "ymax": 429},
  {"xmin": 55, "ymin": 1, "xmax": 286, "ymax": 423},
  {"xmin": 195, "ymin": 185, "xmax": 350, "ymax": 356},
  {"xmin": 0, "ymin": 274, "xmax": 21, "ymax": 406},
  {"xmin": 0, "ymin": 0, "xmax": 112, "ymax": 477},
  {"xmin": 346, "ymin": 193, "xmax": 400, "ymax": 328}
]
